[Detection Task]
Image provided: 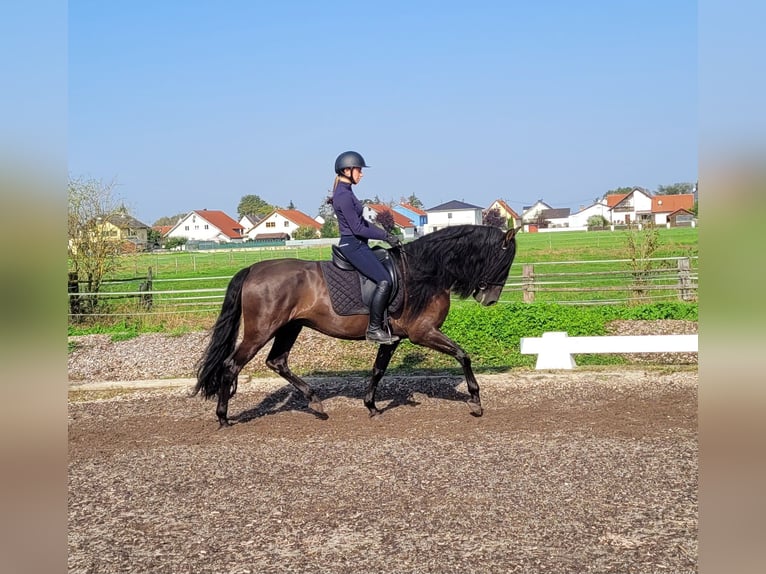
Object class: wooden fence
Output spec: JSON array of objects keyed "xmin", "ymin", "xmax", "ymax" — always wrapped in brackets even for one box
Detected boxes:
[{"xmin": 67, "ymin": 256, "xmax": 698, "ymax": 319}]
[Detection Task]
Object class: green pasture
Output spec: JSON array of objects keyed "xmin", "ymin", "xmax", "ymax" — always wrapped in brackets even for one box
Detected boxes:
[
  {"xmin": 102, "ymin": 227, "xmax": 697, "ymax": 281},
  {"xmin": 68, "ymin": 227, "xmax": 698, "ymax": 337}
]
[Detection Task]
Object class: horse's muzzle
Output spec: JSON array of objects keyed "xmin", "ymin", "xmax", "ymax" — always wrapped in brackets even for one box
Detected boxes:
[{"xmin": 473, "ymin": 289, "xmax": 499, "ymax": 306}]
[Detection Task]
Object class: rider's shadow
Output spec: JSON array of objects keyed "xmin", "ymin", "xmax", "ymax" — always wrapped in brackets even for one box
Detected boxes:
[{"xmin": 231, "ymin": 373, "xmax": 470, "ymax": 424}]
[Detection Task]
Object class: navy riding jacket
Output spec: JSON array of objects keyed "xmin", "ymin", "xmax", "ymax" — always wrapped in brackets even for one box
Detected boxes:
[
  {"xmin": 331, "ymin": 181, "xmax": 388, "ymax": 242},
  {"xmin": 331, "ymin": 180, "xmax": 390, "ymax": 283}
]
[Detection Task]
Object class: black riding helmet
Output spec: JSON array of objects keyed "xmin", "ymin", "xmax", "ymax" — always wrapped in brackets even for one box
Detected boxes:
[{"xmin": 334, "ymin": 151, "xmax": 369, "ymax": 175}]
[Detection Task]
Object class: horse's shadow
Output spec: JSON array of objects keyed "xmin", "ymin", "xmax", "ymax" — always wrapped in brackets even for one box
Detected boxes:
[{"xmin": 231, "ymin": 373, "xmax": 470, "ymax": 424}]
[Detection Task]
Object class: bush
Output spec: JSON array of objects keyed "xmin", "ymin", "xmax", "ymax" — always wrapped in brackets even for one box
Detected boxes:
[{"xmin": 428, "ymin": 302, "xmax": 698, "ymax": 370}]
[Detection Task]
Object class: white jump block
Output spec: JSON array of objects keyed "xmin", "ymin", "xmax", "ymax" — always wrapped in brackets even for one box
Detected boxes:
[{"xmin": 520, "ymin": 331, "xmax": 698, "ymax": 370}]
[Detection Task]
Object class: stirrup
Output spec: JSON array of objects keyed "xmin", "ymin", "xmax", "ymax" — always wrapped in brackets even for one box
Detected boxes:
[{"xmin": 366, "ymin": 328, "xmax": 399, "ymax": 345}]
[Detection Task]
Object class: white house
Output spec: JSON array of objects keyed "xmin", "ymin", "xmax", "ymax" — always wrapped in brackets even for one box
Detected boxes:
[
  {"xmin": 521, "ymin": 200, "xmax": 552, "ymax": 223},
  {"xmin": 539, "ymin": 208, "xmax": 571, "ymax": 228},
  {"xmin": 363, "ymin": 204, "xmax": 417, "ymax": 240},
  {"xmin": 238, "ymin": 214, "xmax": 262, "ymax": 233},
  {"xmin": 606, "ymin": 187, "xmax": 654, "ymax": 225},
  {"xmin": 246, "ymin": 209, "xmax": 322, "ymax": 240},
  {"xmin": 165, "ymin": 210, "xmax": 245, "ymax": 243},
  {"xmin": 424, "ymin": 200, "xmax": 483, "ymax": 233},
  {"xmin": 568, "ymin": 201, "xmax": 611, "ymax": 228}
]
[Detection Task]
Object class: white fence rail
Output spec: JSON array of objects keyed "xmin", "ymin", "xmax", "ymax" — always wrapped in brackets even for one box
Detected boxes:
[
  {"xmin": 67, "ymin": 256, "xmax": 698, "ymax": 318},
  {"xmin": 520, "ymin": 331, "xmax": 699, "ymax": 369}
]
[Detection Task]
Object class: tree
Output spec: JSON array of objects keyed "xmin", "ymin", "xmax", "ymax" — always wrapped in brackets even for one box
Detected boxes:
[
  {"xmin": 482, "ymin": 207, "xmax": 506, "ymax": 228},
  {"xmin": 587, "ymin": 215, "xmax": 609, "ymax": 228},
  {"xmin": 147, "ymin": 228, "xmax": 163, "ymax": 246},
  {"xmin": 402, "ymin": 194, "xmax": 424, "ymax": 208},
  {"xmin": 238, "ymin": 194, "xmax": 275, "ymax": 218},
  {"xmin": 68, "ymin": 176, "xmax": 124, "ymax": 314},
  {"xmin": 374, "ymin": 209, "xmax": 395, "ymax": 232},
  {"xmin": 292, "ymin": 226, "xmax": 319, "ymax": 240},
  {"xmin": 605, "ymin": 187, "xmax": 635, "ymax": 198},
  {"xmin": 152, "ymin": 213, "xmax": 187, "ymax": 227},
  {"xmin": 625, "ymin": 223, "xmax": 660, "ymax": 304},
  {"xmin": 320, "ymin": 217, "xmax": 339, "ymax": 238},
  {"xmin": 318, "ymin": 196, "xmax": 335, "ymax": 220},
  {"xmin": 655, "ymin": 182, "xmax": 694, "ymax": 195}
]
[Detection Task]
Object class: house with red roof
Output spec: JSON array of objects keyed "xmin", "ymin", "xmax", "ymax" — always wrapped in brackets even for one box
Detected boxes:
[
  {"xmin": 393, "ymin": 202, "xmax": 428, "ymax": 237},
  {"xmin": 605, "ymin": 187, "xmax": 654, "ymax": 225},
  {"xmin": 363, "ymin": 204, "xmax": 417, "ymax": 239},
  {"xmin": 245, "ymin": 209, "xmax": 322, "ymax": 240},
  {"xmin": 164, "ymin": 209, "xmax": 245, "ymax": 243},
  {"xmin": 651, "ymin": 194, "xmax": 695, "ymax": 225},
  {"xmin": 486, "ymin": 199, "xmax": 521, "ymax": 228},
  {"xmin": 604, "ymin": 188, "xmax": 695, "ymax": 226}
]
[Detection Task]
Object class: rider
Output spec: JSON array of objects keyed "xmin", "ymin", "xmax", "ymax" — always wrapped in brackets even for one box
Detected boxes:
[{"xmin": 331, "ymin": 151, "xmax": 402, "ymax": 344}]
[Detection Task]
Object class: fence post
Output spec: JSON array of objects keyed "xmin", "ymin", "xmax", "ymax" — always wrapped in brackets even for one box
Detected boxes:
[
  {"xmin": 677, "ymin": 257, "xmax": 693, "ymax": 301},
  {"xmin": 139, "ymin": 267, "xmax": 153, "ymax": 310},
  {"xmin": 68, "ymin": 271, "xmax": 81, "ymax": 317},
  {"xmin": 522, "ymin": 264, "xmax": 535, "ymax": 303}
]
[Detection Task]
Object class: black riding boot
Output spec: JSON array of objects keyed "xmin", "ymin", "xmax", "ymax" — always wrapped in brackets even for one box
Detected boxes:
[{"xmin": 366, "ymin": 280, "xmax": 399, "ymax": 344}]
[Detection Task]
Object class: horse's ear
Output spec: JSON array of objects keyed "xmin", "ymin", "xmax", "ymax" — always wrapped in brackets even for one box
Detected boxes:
[{"xmin": 502, "ymin": 225, "xmax": 521, "ymax": 249}]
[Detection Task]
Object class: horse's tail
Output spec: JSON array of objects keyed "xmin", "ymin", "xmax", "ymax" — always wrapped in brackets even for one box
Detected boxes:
[{"xmin": 193, "ymin": 267, "xmax": 250, "ymax": 399}]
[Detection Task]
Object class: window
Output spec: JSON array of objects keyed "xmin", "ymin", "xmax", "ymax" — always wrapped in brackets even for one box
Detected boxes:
[
  {"xmin": 194, "ymin": 225, "xmax": 199, "ymax": 230},
  {"xmin": 204, "ymin": 224, "xmax": 209, "ymax": 229},
  {"xmin": 266, "ymin": 221, "xmax": 276, "ymax": 228},
  {"xmin": 184, "ymin": 225, "xmax": 189, "ymax": 231},
  {"xmin": 447, "ymin": 213, "xmax": 452, "ymax": 219},
  {"xmin": 284, "ymin": 221, "xmax": 290, "ymax": 227}
]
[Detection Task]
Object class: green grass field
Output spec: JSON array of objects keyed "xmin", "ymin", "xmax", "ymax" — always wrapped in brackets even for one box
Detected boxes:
[
  {"xmin": 102, "ymin": 226, "xmax": 697, "ymax": 279},
  {"xmin": 68, "ymin": 226, "xmax": 698, "ymax": 336}
]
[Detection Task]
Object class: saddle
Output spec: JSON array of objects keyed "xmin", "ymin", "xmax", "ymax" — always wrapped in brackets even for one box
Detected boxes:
[{"xmin": 319, "ymin": 245, "xmax": 402, "ymax": 316}]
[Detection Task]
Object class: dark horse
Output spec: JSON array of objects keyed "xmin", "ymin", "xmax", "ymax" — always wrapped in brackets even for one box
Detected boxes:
[{"xmin": 194, "ymin": 224, "xmax": 520, "ymax": 426}]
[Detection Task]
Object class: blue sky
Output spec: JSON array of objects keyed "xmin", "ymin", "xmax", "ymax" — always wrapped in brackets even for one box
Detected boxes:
[{"xmin": 68, "ymin": 0, "xmax": 698, "ymax": 225}]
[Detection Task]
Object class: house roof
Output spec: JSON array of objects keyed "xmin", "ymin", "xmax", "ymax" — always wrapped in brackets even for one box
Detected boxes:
[
  {"xmin": 367, "ymin": 204, "xmax": 415, "ymax": 228},
  {"xmin": 667, "ymin": 208, "xmax": 694, "ymax": 217},
  {"xmin": 488, "ymin": 199, "xmax": 520, "ymax": 220},
  {"xmin": 192, "ymin": 210, "xmax": 244, "ymax": 239},
  {"xmin": 105, "ymin": 213, "xmax": 150, "ymax": 229},
  {"xmin": 272, "ymin": 209, "xmax": 322, "ymax": 229},
  {"xmin": 399, "ymin": 202, "xmax": 427, "ymax": 216},
  {"xmin": 522, "ymin": 200, "xmax": 552, "ymax": 212},
  {"xmin": 153, "ymin": 225, "xmax": 173, "ymax": 237},
  {"xmin": 540, "ymin": 208, "xmax": 571, "ymax": 219},
  {"xmin": 651, "ymin": 194, "xmax": 695, "ymax": 213},
  {"xmin": 426, "ymin": 200, "xmax": 483, "ymax": 211},
  {"xmin": 605, "ymin": 194, "xmax": 629, "ymax": 207}
]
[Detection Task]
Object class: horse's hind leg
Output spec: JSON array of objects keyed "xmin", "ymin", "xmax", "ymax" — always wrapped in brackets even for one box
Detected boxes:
[
  {"xmin": 265, "ymin": 323, "xmax": 326, "ymax": 417},
  {"xmin": 217, "ymin": 336, "xmax": 266, "ymax": 427}
]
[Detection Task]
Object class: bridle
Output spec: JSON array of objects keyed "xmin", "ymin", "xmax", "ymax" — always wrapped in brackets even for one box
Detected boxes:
[{"xmin": 476, "ymin": 278, "xmax": 506, "ymax": 291}]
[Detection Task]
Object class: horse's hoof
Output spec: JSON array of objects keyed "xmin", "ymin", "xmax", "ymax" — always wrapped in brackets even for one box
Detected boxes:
[
  {"xmin": 218, "ymin": 418, "xmax": 232, "ymax": 428},
  {"xmin": 468, "ymin": 402, "xmax": 483, "ymax": 417},
  {"xmin": 309, "ymin": 400, "xmax": 325, "ymax": 414},
  {"xmin": 368, "ymin": 407, "xmax": 382, "ymax": 418}
]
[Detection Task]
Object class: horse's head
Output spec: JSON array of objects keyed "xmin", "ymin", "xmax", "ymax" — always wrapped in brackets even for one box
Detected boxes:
[{"xmin": 471, "ymin": 226, "xmax": 521, "ymax": 306}]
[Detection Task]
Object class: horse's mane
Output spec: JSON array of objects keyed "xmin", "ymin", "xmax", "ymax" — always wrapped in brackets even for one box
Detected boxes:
[{"xmin": 399, "ymin": 225, "xmax": 517, "ymax": 316}]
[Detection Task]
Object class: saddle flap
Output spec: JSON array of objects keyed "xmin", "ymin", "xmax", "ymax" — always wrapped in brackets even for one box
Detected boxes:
[{"xmin": 329, "ymin": 245, "xmax": 399, "ymax": 306}]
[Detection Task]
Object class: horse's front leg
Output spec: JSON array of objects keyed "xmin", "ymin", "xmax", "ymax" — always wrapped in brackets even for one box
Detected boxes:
[
  {"xmin": 410, "ymin": 329, "xmax": 483, "ymax": 417},
  {"xmin": 364, "ymin": 341, "xmax": 400, "ymax": 416}
]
